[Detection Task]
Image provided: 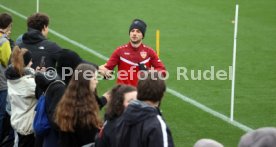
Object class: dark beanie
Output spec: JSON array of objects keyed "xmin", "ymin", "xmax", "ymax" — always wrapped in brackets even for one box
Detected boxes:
[
  {"xmin": 23, "ymin": 51, "xmax": 32, "ymax": 66},
  {"xmin": 56, "ymin": 49, "xmax": 83, "ymax": 84},
  {"xmin": 129, "ymin": 19, "xmax": 147, "ymax": 38}
]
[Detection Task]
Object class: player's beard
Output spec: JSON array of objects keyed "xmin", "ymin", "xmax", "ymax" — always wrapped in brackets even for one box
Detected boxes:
[{"xmin": 130, "ymin": 38, "xmax": 142, "ymax": 44}]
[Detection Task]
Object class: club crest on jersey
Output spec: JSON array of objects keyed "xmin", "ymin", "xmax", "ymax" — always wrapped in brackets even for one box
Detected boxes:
[{"xmin": 140, "ymin": 51, "xmax": 147, "ymax": 59}]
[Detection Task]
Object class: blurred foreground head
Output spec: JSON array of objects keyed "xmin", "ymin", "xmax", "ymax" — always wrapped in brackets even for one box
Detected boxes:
[
  {"xmin": 239, "ymin": 127, "xmax": 276, "ymax": 147},
  {"xmin": 194, "ymin": 139, "xmax": 223, "ymax": 147}
]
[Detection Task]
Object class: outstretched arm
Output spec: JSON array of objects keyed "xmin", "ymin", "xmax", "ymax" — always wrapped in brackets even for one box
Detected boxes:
[{"xmin": 99, "ymin": 49, "xmax": 120, "ymax": 78}]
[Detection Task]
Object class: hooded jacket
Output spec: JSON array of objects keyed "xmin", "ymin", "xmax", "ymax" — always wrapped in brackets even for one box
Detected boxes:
[
  {"xmin": 0, "ymin": 33, "xmax": 11, "ymax": 90},
  {"xmin": 19, "ymin": 28, "xmax": 62, "ymax": 68},
  {"xmin": 110, "ymin": 100, "xmax": 174, "ymax": 147},
  {"xmin": 5, "ymin": 66, "xmax": 37, "ymax": 135}
]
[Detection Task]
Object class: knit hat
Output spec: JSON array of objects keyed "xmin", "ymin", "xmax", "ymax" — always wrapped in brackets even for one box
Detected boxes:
[
  {"xmin": 56, "ymin": 49, "xmax": 99, "ymax": 84},
  {"xmin": 238, "ymin": 127, "xmax": 276, "ymax": 147},
  {"xmin": 23, "ymin": 51, "xmax": 32, "ymax": 66},
  {"xmin": 56, "ymin": 49, "xmax": 82, "ymax": 84},
  {"xmin": 129, "ymin": 19, "xmax": 147, "ymax": 38}
]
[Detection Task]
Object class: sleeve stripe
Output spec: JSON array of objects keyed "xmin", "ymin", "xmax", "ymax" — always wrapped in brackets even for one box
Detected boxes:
[{"xmin": 157, "ymin": 115, "xmax": 168, "ymax": 147}]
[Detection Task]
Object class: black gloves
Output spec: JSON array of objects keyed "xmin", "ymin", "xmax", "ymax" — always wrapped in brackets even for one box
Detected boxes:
[{"xmin": 138, "ymin": 63, "xmax": 148, "ymax": 71}]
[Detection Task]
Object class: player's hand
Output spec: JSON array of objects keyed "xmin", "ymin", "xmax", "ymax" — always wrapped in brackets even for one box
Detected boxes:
[
  {"xmin": 98, "ymin": 64, "xmax": 107, "ymax": 75},
  {"xmin": 104, "ymin": 70, "xmax": 114, "ymax": 79},
  {"xmin": 138, "ymin": 63, "xmax": 148, "ymax": 71},
  {"xmin": 35, "ymin": 66, "xmax": 46, "ymax": 72},
  {"xmin": 98, "ymin": 64, "xmax": 114, "ymax": 79}
]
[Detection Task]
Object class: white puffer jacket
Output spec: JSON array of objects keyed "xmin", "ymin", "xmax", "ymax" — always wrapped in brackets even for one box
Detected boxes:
[{"xmin": 6, "ymin": 67, "xmax": 37, "ymax": 135}]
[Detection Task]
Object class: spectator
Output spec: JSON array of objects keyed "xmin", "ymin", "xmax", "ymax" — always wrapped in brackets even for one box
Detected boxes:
[
  {"xmin": 95, "ymin": 84, "xmax": 137, "ymax": 147},
  {"xmin": 113, "ymin": 71, "xmax": 174, "ymax": 147},
  {"xmin": 35, "ymin": 49, "xmax": 106, "ymax": 147},
  {"xmin": 105, "ymin": 85, "xmax": 137, "ymax": 120},
  {"xmin": 0, "ymin": 12, "xmax": 12, "ymax": 143},
  {"xmin": 54, "ymin": 63, "xmax": 103, "ymax": 147},
  {"xmin": 194, "ymin": 138, "xmax": 224, "ymax": 147},
  {"xmin": 99, "ymin": 19, "xmax": 166, "ymax": 87},
  {"xmin": 238, "ymin": 127, "xmax": 276, "ymax": 147},
  {"xmin": 5, "ymin": 46, "xmax": 36, "ymax": 147},
  {"xmin": 19, "ymin": 12, "xmax": 62, "ymax": 69}
]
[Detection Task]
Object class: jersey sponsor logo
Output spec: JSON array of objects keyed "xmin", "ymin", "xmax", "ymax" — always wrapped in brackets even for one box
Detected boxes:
[
  {"xmin": 140, "ymin": 51, "xmax": 147, "ymax": 59},
  {"xmin": 124, "ymin": 52, "xmax": 130, "ymax": 55}
]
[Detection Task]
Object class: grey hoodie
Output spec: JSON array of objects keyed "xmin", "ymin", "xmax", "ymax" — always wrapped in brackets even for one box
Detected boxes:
[{"xmin": 0, "ymin": 65, "xmax": 7, "ymax": 91}]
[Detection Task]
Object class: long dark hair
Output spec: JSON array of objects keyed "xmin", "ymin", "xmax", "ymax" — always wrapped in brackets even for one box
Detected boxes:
[
  {"xmin": 55, "ymin": 63, "xmax": 102, "ymax": 132},
  {"xmin": 106, "ymin": 85, "xmax": 136, "ymax": 120}
]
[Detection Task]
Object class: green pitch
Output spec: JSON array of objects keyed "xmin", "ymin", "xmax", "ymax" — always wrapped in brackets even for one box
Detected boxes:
[{"xmin": 1, "ymin": 0, "xmax": 276, "ymax": 146}]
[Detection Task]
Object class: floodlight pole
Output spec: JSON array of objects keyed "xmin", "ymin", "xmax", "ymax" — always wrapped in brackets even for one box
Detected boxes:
[
  {"xmin": 230, "ymin": 4, "xmax": 239, "ymax": 121},
  {"xmin": 36, "ymin": 0, "xmax": 39, "ymax": 12}
]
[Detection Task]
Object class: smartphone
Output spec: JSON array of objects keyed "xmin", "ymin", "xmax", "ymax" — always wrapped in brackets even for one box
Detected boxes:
[{"xmin": 40, "ymin": 56, "xmax": 46, "ymax": 67}]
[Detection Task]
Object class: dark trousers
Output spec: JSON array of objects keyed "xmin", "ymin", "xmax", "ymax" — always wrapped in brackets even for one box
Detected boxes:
[
  {"xmin": 0, "ymin": 90, "xmax": 7, "ymax": 142},
  {"xmin": 35, "ymin": 135, "xmax": 43, "ymax": 147},
  {"xmin": 0, "ymin": 113, "xmax": 14, "ymax": 147},
  {"xmin": 17, "ymin": 133, "xmax": 35, "ymax": 147}
]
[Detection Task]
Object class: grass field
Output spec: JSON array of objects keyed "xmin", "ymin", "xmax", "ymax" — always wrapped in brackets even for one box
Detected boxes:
[{"xmin": 1, "ymin": 0, "xmax": 276, "ymax": 146}]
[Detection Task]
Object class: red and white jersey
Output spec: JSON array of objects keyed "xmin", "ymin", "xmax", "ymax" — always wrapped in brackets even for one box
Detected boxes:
[{"xmin": 105, "ymin": 42, "xmax": 166, "ymax": 87}]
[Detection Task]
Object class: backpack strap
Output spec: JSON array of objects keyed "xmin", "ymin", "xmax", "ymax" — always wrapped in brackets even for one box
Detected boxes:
[
  {"xmin": 0, "ymin": 35, "xmax": 8, "ymax": 46},
  {"xmin": 44, "ymin": 80, "xmax": 66, "ymax": 95}
]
